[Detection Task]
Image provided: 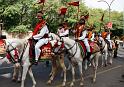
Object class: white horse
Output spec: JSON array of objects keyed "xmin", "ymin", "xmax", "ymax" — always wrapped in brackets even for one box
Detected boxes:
[
  {"xmin": 20, "ymin": 33, "xmax": 67, "ymax": 87},
  {"xmin": 98, "ymin": 36, "xmax": 114, "ymax": 66},
  {"xmin": 0, "ymin": 39, "xmax": 26, "ymax": 82},
  {"xmin": 61, "ymin": 37, "xmax": 101, "ymax": 86}
]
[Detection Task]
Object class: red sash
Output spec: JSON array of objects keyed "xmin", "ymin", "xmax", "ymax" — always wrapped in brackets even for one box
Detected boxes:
[{"xmin": 32, "ymin": 20, "xmax": 46, "ymax": 36}]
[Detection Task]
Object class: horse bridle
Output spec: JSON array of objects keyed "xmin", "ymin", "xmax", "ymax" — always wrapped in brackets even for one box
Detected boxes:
[
  {"xmin": 6, "ymin": 42, "xmax": 28, "ymax": 64},
  {"xmin": 6, "ymin": 42, "xmax": 19, "ymax": 64},
  {"xmin": 50, "ymin": 34, "xmax": 78, "ymax": 58},
  {"xmin": 64, "ymin": 40, "xmax": 78, "ymax": 58}
]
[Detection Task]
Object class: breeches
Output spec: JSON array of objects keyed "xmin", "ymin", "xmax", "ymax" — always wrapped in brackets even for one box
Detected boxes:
[
  {"xmin": 35, "ymin": 38, "xmax": 48, "ymax": 60},
  {"xmin": 82, "ymin": 38, "xmax": 90, "ymax": 52}
]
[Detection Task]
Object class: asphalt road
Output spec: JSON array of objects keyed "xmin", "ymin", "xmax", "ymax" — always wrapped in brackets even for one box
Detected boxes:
[{"xmin": 0, "ymin": 56, "xmax": 124, "ymax": 87}]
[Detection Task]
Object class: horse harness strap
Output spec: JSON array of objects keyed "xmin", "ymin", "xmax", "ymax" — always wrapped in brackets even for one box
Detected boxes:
[
  {"xmin": 66, "ymin": 41, "xmax": 78, "ymax": 58},
  {"xmin": 6, "ymin": 42, "xmax": 19, "ymax": 64},
  {"xmin": 6, "ymin": 47, "xmax": 17, "ymax": 64},
  {"xmin": 66, "ymin": 41, "xmax": 76, "ymax": 51},
  {"xmin": 18, "ymin": 42, "xmax": 28, "ymax": 63},
  {"xmin": 69, "ymin": 42, "xmax": 78, "ymax": 58}
]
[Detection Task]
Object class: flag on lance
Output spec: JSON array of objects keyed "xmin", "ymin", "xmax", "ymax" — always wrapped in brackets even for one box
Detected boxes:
[{"xmin": 107, "ymin": 22, "xmax": 112, "ymax": 29}]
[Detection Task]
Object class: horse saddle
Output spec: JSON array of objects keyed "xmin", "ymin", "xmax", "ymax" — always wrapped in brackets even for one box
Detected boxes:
[
  {"xmin": 78, "ymin": 40, "xmax": 93, "ymax": 54},
  {"xmin": 28, "ymin": 39, "xmax": 53, "ymax": 61},
  {"xmin": 78, "ymin": 40, "xmax": 100, "ymax": 55},
  {"xmin": 0, "ymin": 39, "xmax": 6, "ymax": 54}
]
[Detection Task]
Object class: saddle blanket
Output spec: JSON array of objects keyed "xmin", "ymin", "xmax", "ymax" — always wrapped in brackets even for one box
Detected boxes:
[
  {"xmin": 29, "ymin": 40, "xmax": 53, "ymax": 61},
  {"xmin": 0, "ymin": 39, "xmax": 6, "ymax": 54}
]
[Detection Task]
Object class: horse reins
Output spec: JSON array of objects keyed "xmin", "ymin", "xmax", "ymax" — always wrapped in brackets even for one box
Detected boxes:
[
  {"xmin": 6, "ymin": 42, "xmax": 18, "ymax": 64},
  {"xmin": 18, "ymin": 42, "xmax": 28, "ymax": 63},
  {"xmin": 65, "ymin": 40, "xmax": 78, "ymax": 58}
]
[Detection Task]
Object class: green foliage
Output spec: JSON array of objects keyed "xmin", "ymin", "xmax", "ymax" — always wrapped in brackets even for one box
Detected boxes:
[
  {"xmin": 8, "ymin": 25, "xmax": 29, "ymax": 33},
  {"xmin": 0, "ymin": 0, "xmax": 123, "ymax": 36}
]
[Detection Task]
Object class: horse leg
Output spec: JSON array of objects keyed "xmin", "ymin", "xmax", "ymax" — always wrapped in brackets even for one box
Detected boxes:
[
  {"xmin": 70, "ymin": 64, "xmax": 75, "ymax": 87},
  {"xmin": 67, "ymin": 62, "xmax": 71, "ymax": 70},
  {"xmin": 101, "ymin": 53, "xmax": 104, "ymax": 67},
  {"xmin": 21, "ymin": 64, "xmax": 29, "ymax": 87},
  {"xmin": 49, "ymin": 64, "xmax": 54, "ymax": 77},
  {"xmin": 92, "ymin": 59, "xmax": 97, "ymax": 83},
  {"xmin": 59, "ymin": 54, "xmax": 66, "ymax": 87},
  {"xmin": 84, "ymin": 59, "xmax": 88, "ymax": 70},
  {"xmin": 47, "ymin": 58, "xmax": 57, "ymax": 85},
  {"xmin": 28, "ymin": 67, "xmax": 36, "ymax": 87},
  {"xmin": 92, "ymin": 52, "xmax": 100, "ymax": 83},
  {"xmin": 104, "ymin": 52, "xmax": 108, "ymax": 67},
  {"xmin": 78, "ymin": 61, "xmax": 84, "ymax": 86},
  {"xmin": 12, "ymin": 65, "xmax": 17, "ymax": 82},
  {"xmin": 17, "ymin": 66, "xmax": 22, "ymax": 83},
  {"xmin": 108, "ymin": 51, "xmax": 113, "ymax": 65}
]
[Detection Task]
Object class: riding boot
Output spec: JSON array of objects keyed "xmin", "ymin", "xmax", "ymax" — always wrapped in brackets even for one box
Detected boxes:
[
  {"xmin": 34, "ymin": 60, "xmax": 38, "ymax": 65},
  {"xmin": 86, "ymin": 52, "xmax": 91, "ymax": 62},
  {"xmin": 109, "ymin": 44, "xmax": 112, "ymax": 51}
]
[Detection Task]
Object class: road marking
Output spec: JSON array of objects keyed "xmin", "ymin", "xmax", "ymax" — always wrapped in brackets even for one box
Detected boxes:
[
  {"xmin": 56, "ymin": 65, "xmax": 124, "ymax": 87},
  {"xmin": 0, "ymin": 66, "xmax": 13, "ymax": 78},
  {"xmin": 0, "ymin": 66, "xmax": 14, "ymax": 70},
  {"xmin": 0, "ymin": 73, "xmax": 11, "ymax": 78}
]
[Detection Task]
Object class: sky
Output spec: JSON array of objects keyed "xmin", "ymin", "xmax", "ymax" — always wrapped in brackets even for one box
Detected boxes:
[{"xmin": 83, "ymin": 0, "xmax": 124, "ymax": 12}]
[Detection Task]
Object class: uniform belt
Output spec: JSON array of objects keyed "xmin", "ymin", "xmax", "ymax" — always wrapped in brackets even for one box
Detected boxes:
[
  {"xmin": 61, "ymin": 34, "xmax": 68, "ymax": 37},
  {"xmin": 43, "ymin": 34, "xmax": 48, "ymax": 38}
]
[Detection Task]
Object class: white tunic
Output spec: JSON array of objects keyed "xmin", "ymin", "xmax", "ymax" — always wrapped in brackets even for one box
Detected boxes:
[
  {"xmin": 33, "ymin": 25, "xmax": 49, "ymax": 40},
  {"xmin": 57, "ymin": 28, "xmax": 69, "ymax": 37}
]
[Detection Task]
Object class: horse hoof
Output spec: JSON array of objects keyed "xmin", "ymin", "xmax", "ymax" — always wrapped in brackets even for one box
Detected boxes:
[
  {"xmin": 46, "ymin": 80, "xmax": 52, "ymax": 85},
  {"xmin": 80, "ymin": 83, "xmax": 84, "ymax": 87},
  {"xmin": 93, "ymin": 79, "xmax": 96, "ymax": 83},
  {"xmin": 62, "ymin": 84, "xmax": 66, "ymax": 87},
  {"xmin": 108, "ymin": 62, "xmax": 112, "ymax": 65},
  {"xmin": 70, "ymin": 82, "xmax": 74, "ymax": 87},
  {"xmin": 104, "ymin": 64, "xmax": 107, "ymax": 67},
  {"xmin": 17, "ymin": 80, "xmax": 21, "ymax": 83},
  {"xmin": 32, "ymin": 85, "xmax": 36, "ymax": 87},
  {"xmin": 12, "ymin": 79, "xmax": 16, "ymax": 82},
  {"xmin": 62, "ymin": 82, "xmax": 66, "ymax": 87}
]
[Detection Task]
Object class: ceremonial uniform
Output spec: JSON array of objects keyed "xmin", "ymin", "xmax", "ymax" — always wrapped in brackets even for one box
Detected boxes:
[
  {"xmin": 76, "ymin": 19, "xmax": 91, "ymax": 60},
  {"xmin": 87, "ymin": 31, "xmax": 95, "ymax": 42},
  {"xmin": 57, "ymin": 22, "xmax": 69, "ymax": 37},
  {"xmin": 57, "ymin": 28, "xmax": 69, "ymax": 37},
  {"xmin": 32, "ymin": 20, "xmax": 49, "ymax": 62},
  {"xmin": 87, "ymin": 25, "xmax": 96, "ymax": 42},
  {"xmin": 78, "ymin": 29, "xmax": 91, "ymax": 53},
  {"xmin": 102, "ymin": 30, "xmax": 112, "ymax": 49}
]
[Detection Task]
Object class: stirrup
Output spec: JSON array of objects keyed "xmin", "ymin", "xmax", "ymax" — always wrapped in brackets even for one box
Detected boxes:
[{"xmin": 34, "ymin": 60, "xmax": 38, "ymax": 65}]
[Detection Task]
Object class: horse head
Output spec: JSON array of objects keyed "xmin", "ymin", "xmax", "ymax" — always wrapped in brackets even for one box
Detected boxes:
[{"xmin": 49, "ymin": 33, "xmax": 65, "ymax": 54}]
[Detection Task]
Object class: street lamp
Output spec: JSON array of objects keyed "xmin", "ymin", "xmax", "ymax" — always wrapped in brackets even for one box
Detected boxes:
[
  {"xmin": 123, "ymin": 8, "xmax": 124, "ymax": 34},
  {"xmin": 98, "ymin": 0, "xmax": 115, "ymax": 22}
]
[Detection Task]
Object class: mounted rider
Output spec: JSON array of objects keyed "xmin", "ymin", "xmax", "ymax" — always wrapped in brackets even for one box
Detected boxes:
[
  {"xmin": 75, "ymin": 18, "xmax": 91, "ymax": 61},
  {"xmin": 101, "ymin": 25, "xmax": 112, "ymax": 50},
  {"xmin": 57, "ymin": 20, "xmax": 69, "ymax": 37},
  {"xmin": 86, "ymin": 24, "xmax": 95, "ymax": 42},
  {"xmin": 56, "ymin": 21, "xmax": 69, "ymax": 52},
  {"xmin": 31, "ymin": 11, "xmax": 49, "ymax": 65}
]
